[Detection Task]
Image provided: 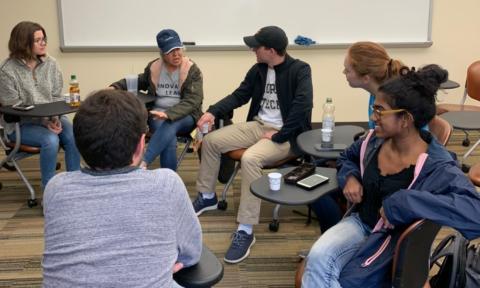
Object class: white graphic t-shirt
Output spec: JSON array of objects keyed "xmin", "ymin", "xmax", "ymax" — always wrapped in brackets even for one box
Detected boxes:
[
  {"xmin": 155, "ymin": 68, "xmax": 181, "ymax": 111},
  {"xmin": 258, "ymin": 68, "xmax": 283, "ymax": 128}
]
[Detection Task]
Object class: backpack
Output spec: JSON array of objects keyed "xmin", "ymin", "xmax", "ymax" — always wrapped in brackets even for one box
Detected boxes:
[{"xmin": 429, "ymin": 232, "xmax": 480, "ymax": 288}]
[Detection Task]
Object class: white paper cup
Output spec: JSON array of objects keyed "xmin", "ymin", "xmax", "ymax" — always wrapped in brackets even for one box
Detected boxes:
[
  {"xmin": 125, "ymin": 74, "xmax": 138, "ymax": 93},
  {"xmin": 202, "ymin": 122, "xmax": 209, "ymax": 134},
  {"xmin": 321, "ymin": 128, "xmax": 333, "ymax": 143},
  {"xmin": 268, "ymin": 172, "xmax": 282, "ymax": 191}
]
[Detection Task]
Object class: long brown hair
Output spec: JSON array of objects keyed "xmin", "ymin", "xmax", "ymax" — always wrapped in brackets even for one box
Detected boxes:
[
  {"xmin": 8, "ymin": 21, "xmax": 46, "ymax": 60},
  {"xmin": 348, "ymin": 41, "xmax": 404, "ymax": 84}
]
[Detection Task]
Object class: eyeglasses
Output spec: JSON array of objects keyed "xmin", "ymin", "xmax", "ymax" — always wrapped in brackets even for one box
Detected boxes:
[
  {"xmin": 34, "ymin": 37, "xmax": 47, "ymax": 45},
  {"xmin": 370, "ymin": 105, "xmax": 406, "ymax": 118}
]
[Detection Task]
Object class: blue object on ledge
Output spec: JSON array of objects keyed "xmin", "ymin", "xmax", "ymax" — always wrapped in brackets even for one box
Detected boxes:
[{"xmin": 294, "ymin": 35, "xmax": 316, "ymax": 46}]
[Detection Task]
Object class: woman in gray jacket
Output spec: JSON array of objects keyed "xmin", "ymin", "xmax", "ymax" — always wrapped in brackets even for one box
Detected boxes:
[{"xmin": 111, "ymin": 29, "xmax": 203, "ymax": 171}]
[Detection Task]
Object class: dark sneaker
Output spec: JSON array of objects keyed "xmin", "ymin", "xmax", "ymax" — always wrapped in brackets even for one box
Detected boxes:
[
  {"xmin": 192, "ymin": 193, "xmax": 218, "ymax": 216},
  {"xmin": 224, "ymin": 230, "xmax": 256, "ymax": 264}
]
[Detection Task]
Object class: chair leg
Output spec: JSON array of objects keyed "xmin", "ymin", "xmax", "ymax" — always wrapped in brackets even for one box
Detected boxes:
[
  {"xmin": 462, "ymin": 130, "xmax": 470, "ymax": 147},
  {"xmin": 462, "ymin": 138, "xmax": 480, "ymax": 162},
  {"xmin": 11, "ymin": 160, "xmax": 37, "ymax": 207},
  {"xmin": 176, "ymin": 138, "xmax": 192, "ymax": 170},
  {"xmin": 307, "ymin": 206, "xmax": 312, "ymax": 225},
  {"xmin": 269, "ymin": 204, "xmax": 281, "ymax": 232},
  {"xmin": 218, "ymin": 162, "xmax": 240, "ymax": 211}
]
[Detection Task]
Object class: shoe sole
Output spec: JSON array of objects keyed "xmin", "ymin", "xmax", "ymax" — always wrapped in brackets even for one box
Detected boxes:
[
  {"xmin": 223, "ymin": 236, "xmax": 256, "ymax": 264},
  {"xmin": 195, "ymin": 203, "xmax": 218, "ymax": 216}
]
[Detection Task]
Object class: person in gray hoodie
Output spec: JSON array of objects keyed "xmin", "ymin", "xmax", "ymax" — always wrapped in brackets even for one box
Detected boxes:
[{"xmin": 42, "ymin": 89, "xmax": 202, "ymax": 288}]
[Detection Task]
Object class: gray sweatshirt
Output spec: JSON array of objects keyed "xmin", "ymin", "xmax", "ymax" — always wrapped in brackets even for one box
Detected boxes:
[
  {"xmin": 0, "ymin": 55, "xmax": 63, "ymax": 134},
  {"xmin": 42, "ymin": 167, "xmax": 202, "ymax": 288}
]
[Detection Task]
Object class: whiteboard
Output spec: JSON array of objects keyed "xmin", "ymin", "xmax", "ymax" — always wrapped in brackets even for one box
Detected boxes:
[{"xmin": 58, "ymin": 0, "xmax": 432, "ymax": 52}]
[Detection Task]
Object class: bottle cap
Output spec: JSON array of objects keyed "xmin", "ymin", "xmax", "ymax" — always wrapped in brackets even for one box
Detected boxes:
[
  {"xmin": 326, "ymin": 97, "xmax": 332, "ymax": 103},
  {"xmin": 70, "ymin": 74, "xmax": 77, "ymax": 80}
]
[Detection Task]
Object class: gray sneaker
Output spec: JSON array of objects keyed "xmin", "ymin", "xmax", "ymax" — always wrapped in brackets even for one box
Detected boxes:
[{"xmin": 224, "ymin": 230, "xmax": 256, "ymax": 264}]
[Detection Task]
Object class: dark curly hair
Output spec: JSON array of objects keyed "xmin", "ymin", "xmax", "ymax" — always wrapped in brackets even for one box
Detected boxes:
[
  {"xmin": 73, "ymin": 90, "xmax": 148, "ymax": 170},
  {"xmin": 378, "ymin": 64, "xmax": 448, "ymax": 130}
]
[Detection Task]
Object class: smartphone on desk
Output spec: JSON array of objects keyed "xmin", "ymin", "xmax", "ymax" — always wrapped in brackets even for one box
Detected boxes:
[
  {"xmin": 12, "ymin": 103, "xmax": 34, "ymax": 111},
  {"xmin": 314, "ymin": 143, "xmax": 347, "ymax": 151},
  {"xmin": 296, "ymin": 174, "xmax": 329, "ymax": 190}
]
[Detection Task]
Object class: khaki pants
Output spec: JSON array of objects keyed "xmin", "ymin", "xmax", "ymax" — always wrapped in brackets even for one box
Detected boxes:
[{"xmin": 196, "ymin": 120, "xmax": 291, "ymax": 224}]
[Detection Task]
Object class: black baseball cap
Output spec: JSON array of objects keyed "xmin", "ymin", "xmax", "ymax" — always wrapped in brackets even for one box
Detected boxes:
[{"xmin": 243, "ymin": 26, "xmax": 288, "ymax": 51}]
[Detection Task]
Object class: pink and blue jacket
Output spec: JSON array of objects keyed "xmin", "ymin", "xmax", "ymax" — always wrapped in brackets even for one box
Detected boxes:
[
  {"xmin": 337, "ymin": 130, "xmax": 480, "ymax": 287},
  {"xmin": 337, "ymin": 129, "xmax": 480, "ymax": 239}
]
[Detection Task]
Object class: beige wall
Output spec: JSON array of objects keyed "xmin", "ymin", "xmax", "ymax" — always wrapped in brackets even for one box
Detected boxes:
[{"xmin": 1, "ymin": 0, "xmax": 479, "ymax": 123}]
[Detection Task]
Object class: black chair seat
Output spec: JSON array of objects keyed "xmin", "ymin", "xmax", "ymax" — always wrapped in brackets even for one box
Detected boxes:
[{"xmin": 174, "ymin": 245, "xmax": 223, "ymax": 288}]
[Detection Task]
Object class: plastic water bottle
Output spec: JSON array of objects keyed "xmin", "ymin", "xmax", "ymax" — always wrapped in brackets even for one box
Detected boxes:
[
  {"xmin": 69, "ymin": 74, "xmax": 81, "ymax": 107},
  {"xmin": 322, "ymin": 98, "xmax": 335, "ymax": 131}
]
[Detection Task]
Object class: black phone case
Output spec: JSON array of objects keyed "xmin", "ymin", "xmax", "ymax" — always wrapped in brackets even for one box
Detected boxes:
[
  {"xmin": 314, "ymin": 143, "xmax": 347, "ymax": 151},
  {"xmin": 284, "ymin": 163, "xmax": 316, "ymax": 184}
]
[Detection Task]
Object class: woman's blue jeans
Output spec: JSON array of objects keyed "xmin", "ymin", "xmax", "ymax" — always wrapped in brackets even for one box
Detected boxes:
[
  {"xmin": 302, "ymin": 213, "xmax": 371, "ymax": 288},
  {"xmin": 8, "ymin": 116, "xmax": 81, "ymax": 188},
  {"xmin": 143, "ymin": 115, "xmax": 195, "ymax": 171}
]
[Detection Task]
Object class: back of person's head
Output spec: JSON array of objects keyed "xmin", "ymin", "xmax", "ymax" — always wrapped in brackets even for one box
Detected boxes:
[
  {"xmin": 8, "ymin": 21, "xmax": 45, "ymax": 60},
  {"xmin": 73, "ymin": 90, "xmax": 148, "ymax": 170},
  {"xmin": 379, "ymin": 64, "xmax": 448, "ymax": 129},
  {"xmin": 348, "ymin": 41, "xmax": 404, "ymax": 84}
]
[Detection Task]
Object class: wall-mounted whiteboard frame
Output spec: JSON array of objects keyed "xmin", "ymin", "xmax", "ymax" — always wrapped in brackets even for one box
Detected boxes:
[{"xmin": 58, "ymin": 0, "xmax": 433, "ymax": 52}]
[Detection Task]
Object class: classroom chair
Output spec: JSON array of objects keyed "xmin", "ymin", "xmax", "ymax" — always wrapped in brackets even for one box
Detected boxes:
[
  {"xmin": 173, "ymin": 244, "xmax": 224, "ymax": 288},
  {"xmin": 294, "ymin": 220, "xmax": 441, "ymax": 288},
  {"xmin": 391, "ymin": 219, "xmax": 442, "ymax": 288},
  {"xmin": 218, "ymin": 148, "xmax": 300, "ymax": 232},
  {"xmin": 144, "ymin": 131, "xmax": 193, "ymax": 170},
  {"xmin": 211, "ymin": 114, "xmax": 302, "ymax": 223},
  {"xmin": 428, "ymin": 116, "xmax": 453, "ymax": 146},
  {"xmin": 0, "ymin": 115, "xmax": 60, "ymax": 208},
  {"xmin": 175, "ymin": 132, "xmax": 193, "ymax": 170},
  {"xmin": 468, "ymin": 163, "xmax": 480, "ymax": 187},
  {"xmin": 436, "ymin": 60, "xmax": 480, "ymax": 147}
]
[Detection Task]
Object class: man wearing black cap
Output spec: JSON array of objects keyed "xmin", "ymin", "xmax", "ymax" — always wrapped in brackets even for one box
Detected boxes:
[{"xmin": 193, "ymin": 26, "xmax": 313, "ymax": 263}]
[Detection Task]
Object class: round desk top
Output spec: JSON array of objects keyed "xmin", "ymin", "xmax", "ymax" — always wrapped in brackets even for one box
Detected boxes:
[
  {"xmin": 297, "ymin": 125, "xmax": 365, "ymax": 159},
  {"xmin": 0, "ymin": 101, "xmax": 78, "ymax": 118},
  {"xmin": 250, "ymin": 167, "xmax": 338, "ymax": 206},
  {"xmin": 441, "ymin": 111, "xmax": 480, "ymax": 130},
  {"xmin": 440, "ymin": 79, "xmax": 461, "ymax": 90}
]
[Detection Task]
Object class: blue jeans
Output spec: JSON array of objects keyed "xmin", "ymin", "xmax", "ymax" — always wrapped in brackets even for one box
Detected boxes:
[
  {"xmin": 143, "ymin": 115, "xmax": 194, "ymax": 171},
  {"xmin": 302, "ymin": 213, "xmax": 371, "ymax": 288},
  {"xmin": 8, "ymin": 116, "xmax": 81, "ymax": 188}
]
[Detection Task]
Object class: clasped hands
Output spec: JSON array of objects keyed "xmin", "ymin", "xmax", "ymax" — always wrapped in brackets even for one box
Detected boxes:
[{"xmin": 43, "ymin": 116, "xmax": 62, "ymax": 134}]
